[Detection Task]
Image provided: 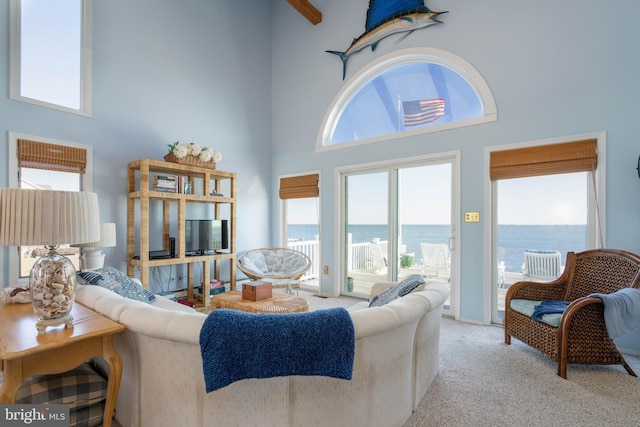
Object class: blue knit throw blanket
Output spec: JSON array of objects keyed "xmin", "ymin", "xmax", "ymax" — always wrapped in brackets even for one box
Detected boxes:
[
  {"xmin": 531, "ymin": 300, "xmax": 570, "ymax": 322},
  {"xmin": 199, "ymin": 308, "xmax": 355, "ymax": 392}
]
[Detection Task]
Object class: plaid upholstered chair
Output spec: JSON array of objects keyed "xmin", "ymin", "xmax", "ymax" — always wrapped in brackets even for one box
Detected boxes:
[{"xmin": 504, "ymin": 249, "xmax": 640, "ymax": 378}]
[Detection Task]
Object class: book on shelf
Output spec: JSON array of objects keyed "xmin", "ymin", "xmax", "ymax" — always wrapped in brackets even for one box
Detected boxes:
[
  {"xmin": 154, "ymin": 175, "xmax": 177, "ymax": 192},
  {"xmin": 152, "ymin": 175, "xmax": 193, "ymax": 194}
]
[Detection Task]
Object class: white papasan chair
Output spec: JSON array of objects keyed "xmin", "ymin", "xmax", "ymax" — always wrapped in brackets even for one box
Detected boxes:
[{"xmin": 237, "ymin": 247, "xmax": 311, "ymax": 295}]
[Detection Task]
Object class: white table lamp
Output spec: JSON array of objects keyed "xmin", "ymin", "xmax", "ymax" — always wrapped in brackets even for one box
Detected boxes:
[
  {"xmin": 0, "ymin": 189, "xmax": 100, "ymax": 333},
  {"xmin": 72, "ymin": 223, "xmax": 116, "ymax": 271}
]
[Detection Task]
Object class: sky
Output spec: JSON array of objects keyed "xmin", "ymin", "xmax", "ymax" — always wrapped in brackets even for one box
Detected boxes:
[
  {"xmin": 20, "ymin": 0, "xmax": 81, "ymax": 109},
  {"xmin": 497, "ymin": 172, "xmax": 587, "ymax": 225},
  {"xmin": 21, "ymin": 168, "xmax": 80, "ymax": 191}
]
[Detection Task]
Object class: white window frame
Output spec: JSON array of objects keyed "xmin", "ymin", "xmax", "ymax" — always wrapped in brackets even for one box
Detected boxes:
[
  {"xmin": 484, "ymin": 131, "xmax": 606, "ymax": 325},
  {"xmin": 335, "ymin": 151, "xmax": 461, "ymax": 318},
  {"xmin": 9, "ymin": 0, "xmax": 93, "ymax": 116},
  {"xmin": 7, "ymin": 131, "xmax": 94, "ymax": 285},
  {"xmin": 317, "ymin": 47, "xmax": 497, "ymax": 152}
]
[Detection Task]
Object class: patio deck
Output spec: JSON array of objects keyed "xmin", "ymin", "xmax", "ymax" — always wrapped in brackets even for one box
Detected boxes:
[{"xmin": 286, "ymin": 238, "xmax": 536, "ymax": 313}]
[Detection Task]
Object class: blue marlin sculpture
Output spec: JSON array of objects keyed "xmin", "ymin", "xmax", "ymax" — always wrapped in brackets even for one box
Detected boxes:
[{"xmin": 327, "ymin": 0, "xmax": 447, "ymax": 80}]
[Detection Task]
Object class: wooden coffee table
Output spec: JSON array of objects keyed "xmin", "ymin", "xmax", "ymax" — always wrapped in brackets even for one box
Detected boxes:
[{"xmin": 210, "ymin": 290, "xmax": 309, "ymax": 313}]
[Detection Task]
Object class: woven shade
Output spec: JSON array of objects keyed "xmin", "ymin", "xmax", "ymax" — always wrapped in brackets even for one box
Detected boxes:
[
  {"xmin": 18, "ymin": 139, "xmax": 87, "ymax": 174},
  {"xmin": 0, "ymin": 189, "xmax": 100, "ymax": 247},
  {"xmin": 490, "ymin": 139, "xmax": 597, "ymax": 181},
  {"xmin": 279, "ymin": 174, "xmax": 319, "ymax": 200},
  {"xmin": 72, "ymin": 223, "xmax": 116, "ymax": 248}
]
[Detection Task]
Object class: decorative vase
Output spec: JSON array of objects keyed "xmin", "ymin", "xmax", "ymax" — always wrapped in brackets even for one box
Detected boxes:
[{"xmin": 30, "ymin": 248, "xmax": 76, "ymax": 333}]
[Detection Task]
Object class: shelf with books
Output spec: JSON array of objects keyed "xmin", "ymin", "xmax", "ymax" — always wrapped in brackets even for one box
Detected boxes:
[
  {"xmin": 153, "ymin": 174, "xmax": 195, "ymax": 194},
  {"xmin": 127, "ymin": 158, "xmax": 236, "ymax": 308}
]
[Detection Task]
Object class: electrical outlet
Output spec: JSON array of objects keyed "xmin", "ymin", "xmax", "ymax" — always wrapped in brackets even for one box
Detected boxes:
[{"xmin": 323, "ymin": 265, "xmax": 329, "ymax": 275}]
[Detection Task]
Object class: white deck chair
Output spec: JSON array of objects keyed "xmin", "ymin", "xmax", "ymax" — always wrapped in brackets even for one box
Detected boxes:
[
  {"xmin": 368, "ymin": 243, "xmax": 388, "ymax": 274},
  {"xmin": 522, "ymin": 250, "xmax": 563, "ymax": 281},
  {"xmin": 420, "ymin": 243, "xmax": 450, "ymax": 281}
]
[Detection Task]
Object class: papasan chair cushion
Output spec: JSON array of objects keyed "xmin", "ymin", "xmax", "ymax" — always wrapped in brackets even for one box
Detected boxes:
[{"xmin": 237, "ymin": 248, "xmax": 311, "ymax": 294}]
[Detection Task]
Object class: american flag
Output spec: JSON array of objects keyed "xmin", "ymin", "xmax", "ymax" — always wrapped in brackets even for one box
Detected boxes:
[{"xmin": 402, "ymin": 98, "xmax": 446, "ymax": 127}]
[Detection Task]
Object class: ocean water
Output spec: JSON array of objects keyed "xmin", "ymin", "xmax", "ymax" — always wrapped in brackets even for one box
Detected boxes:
[{"xmin": 287, "ymin": 224, "xmax": 588, "ymax": 273}]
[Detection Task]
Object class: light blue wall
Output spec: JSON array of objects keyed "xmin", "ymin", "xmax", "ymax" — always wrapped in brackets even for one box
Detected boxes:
[
  {"xmin": 271, "ymin": 0, "xmax": 640, "ymax": 350},
  {"xmin": 0, "ymin": 0, "xmax": 272, "ymax": 289}
]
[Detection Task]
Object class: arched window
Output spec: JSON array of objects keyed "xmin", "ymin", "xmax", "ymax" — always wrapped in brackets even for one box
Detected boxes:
[{"xmin": 317, "ymin": 48, "xmax": 497, "ymax": 150}]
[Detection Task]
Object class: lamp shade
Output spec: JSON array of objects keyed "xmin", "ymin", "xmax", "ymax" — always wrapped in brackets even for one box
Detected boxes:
[
  {"xmin": 72, "ymin": 222, "xmax": 117, "ymax": 248},
  {"xmin": 0, "ymin": 188, "xmax": 100, "ymax": 332},
  {"xmin": 0, "ymin": 188, "xmax": 100, "ymax": 247}
]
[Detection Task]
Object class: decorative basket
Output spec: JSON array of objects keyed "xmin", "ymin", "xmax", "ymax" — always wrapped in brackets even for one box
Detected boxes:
[{"xmin": 164, "ymin": 152, "xmax": 216, "ymax": 170}]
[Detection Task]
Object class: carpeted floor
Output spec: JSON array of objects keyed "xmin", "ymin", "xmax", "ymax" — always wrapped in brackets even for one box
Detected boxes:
[
  {"xmin": 404, "ymin": 317, "xmax": 640, "ymax": 427},
  {"xmin": 301, "ymin": 289, "xmax": 640, "ymax": 426}
]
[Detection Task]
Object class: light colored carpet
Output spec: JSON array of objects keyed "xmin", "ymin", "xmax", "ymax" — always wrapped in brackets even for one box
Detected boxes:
[
  {"xmin": 301, "ymin": 289, "xmax": 640, "ymax": 425},
  {"xmin": 405, "ymin": 317, "xmax": 640, "ymax": 427}
]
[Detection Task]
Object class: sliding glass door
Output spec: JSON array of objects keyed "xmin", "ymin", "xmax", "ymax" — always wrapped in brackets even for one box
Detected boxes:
[{"xmin": 342, "ymin": 158, "xmax": 455, "ymax": 314}]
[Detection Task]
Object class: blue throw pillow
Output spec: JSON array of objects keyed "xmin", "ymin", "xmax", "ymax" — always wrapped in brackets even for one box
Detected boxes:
[
  {"xmin": 369, "ymin": 274, "xmax": 425, "ymax": 307},
  {"xmin": 77, "ymin": 267, "xmax": 156, "ymax": 304}
]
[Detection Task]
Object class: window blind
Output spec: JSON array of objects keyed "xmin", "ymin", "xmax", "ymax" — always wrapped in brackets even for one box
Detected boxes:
[
  {"xmin": 490, "ymin": 139, "xmax": 597, "ymax": 181},
  {"xmin": 18, "ymin": 139, "xmax": 87, "ymax": 174},
  {"xmin": 279, "ymin": 174, "xmax": 320, "ymax": 199}
]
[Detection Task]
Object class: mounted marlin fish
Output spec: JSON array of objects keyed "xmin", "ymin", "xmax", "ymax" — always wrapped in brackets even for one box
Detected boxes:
[{"xmin": 327, "ymin": 0, "xmax": 447, "ymax": 80}]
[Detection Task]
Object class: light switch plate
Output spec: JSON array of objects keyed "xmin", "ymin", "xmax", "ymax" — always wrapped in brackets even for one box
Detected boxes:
[{"xmin": 464, "ymin": 211, "xmax": 480, "ymax": 222}]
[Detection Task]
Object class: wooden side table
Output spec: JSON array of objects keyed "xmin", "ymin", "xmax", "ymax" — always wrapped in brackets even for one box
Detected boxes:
[{"xmin": 0, "ymin": 301, "xmax": 125, "ymax": 427}]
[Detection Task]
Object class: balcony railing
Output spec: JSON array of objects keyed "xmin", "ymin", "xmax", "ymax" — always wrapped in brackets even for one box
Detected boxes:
[
  {"xmin": 286, "ymin": 239, "xmax": 320, "ymax": 281},
  {"xmin": 287, "ymin": 234, "xmax": 390, "ymax": 282}
]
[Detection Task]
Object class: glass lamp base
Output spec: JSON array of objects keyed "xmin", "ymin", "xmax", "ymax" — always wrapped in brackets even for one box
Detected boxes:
[
  {"xmin": 30, "ymin": 250, "xmax": 77, "ymax": 331},
  {"xmin": 36, "ymin": 314, "xmax": 74, "ymax": 334}
]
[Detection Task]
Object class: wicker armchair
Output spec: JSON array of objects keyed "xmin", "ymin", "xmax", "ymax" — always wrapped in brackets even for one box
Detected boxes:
[
  {"xmin": 237, "ymin": 248, "xmax": 311, "ymax": 295},
  {"xmin": 504, "ymin": 249, "xmax": 640, "ymax": 378}
]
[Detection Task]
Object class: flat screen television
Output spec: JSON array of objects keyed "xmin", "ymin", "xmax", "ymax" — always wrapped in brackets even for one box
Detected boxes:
[{"xmin": 185, "ymin": 219, "xmax": 228, "ymax": 255}]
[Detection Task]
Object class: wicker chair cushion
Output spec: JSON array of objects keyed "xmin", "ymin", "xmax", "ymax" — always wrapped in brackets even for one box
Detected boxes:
[{"xmin": 510, "ymin": 299, "xmax": 563, "ymax": 327}]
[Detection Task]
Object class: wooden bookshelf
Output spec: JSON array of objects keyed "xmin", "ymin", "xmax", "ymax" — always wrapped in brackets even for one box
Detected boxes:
[{"xmin": 127, "ymin": 158, "xmax": 236, "ymax": 308}]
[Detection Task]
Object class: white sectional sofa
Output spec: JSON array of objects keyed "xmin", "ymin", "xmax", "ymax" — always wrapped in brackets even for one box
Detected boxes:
[{"xmin": 75, "ymin": 280, "xmax": 449, "ymax": 427}]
